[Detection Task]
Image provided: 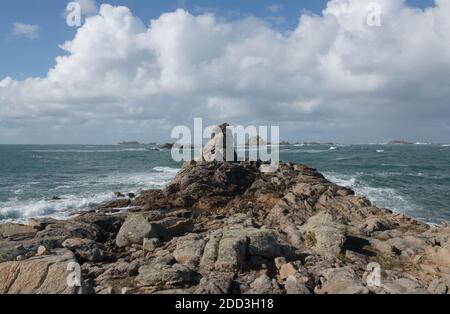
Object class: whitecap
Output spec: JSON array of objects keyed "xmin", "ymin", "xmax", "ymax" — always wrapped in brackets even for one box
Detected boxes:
[
  {"xmin": 153, "ymin": 167, "xmax": 180, "ymax": 174},
  {"xmin": 324, "ymin": 173, "xmax": 357, "ymax": 188},
  {"xmin": 376, "ymin": 150, "xmax": 384, "ymax": 153},
  {"xmin": 0, "ymin": 192, "xmax": 115, "ymax": 224},
  {"xmin": 324, "ymin": 172, "xmax": 419, "ymax": 215}
]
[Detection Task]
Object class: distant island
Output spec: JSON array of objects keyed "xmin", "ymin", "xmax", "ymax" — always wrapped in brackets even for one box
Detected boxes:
[
  {"xmin": 118, "ymin": 141, "xmax": 141, "ymax": 145},
  {"xmin": 387, "ymin": 140, "xmax": 413, "ymax": 145}
]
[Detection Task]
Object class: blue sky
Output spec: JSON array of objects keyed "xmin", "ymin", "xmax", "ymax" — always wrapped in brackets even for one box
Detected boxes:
[
  {"xmin": 0, "ymin": 0, "xmax": 436, "ymax": 80},
  {"xmin": 1, "ymin": 0, "xmax": 449, "ymax": 144}
]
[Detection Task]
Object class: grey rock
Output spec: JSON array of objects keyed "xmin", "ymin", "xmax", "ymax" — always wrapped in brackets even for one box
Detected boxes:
[
  {"xmin": 116, "ymin": 214, "xmax": 159, "ymax": 248},
  {"xmin": 285, "ymin": 276, "xmax": 311, "ymax": 294},
  {"xmin": 315, "ymin": 267, "xmax": 369, "ymax": 294},
  {"xmin": 200, "ymin": 230, "xmax": 222, "ymax": 271},
  {"xmin": 246, "ymin": 274, "xmax": 283, "ymax": 294},
  {"xmin": 194, "ymin": 272, "xmax": 234, "ymax": 294},
  {"xmin": 143, "ymin": 238, "xmax": 161, "ymax": 252},
  {"xmin": 300, "ymin": 212, "xmax": 346, "ymax": 258},
  {"xmin": 173, "ymin": 233, "xmax": 206, "ymax": 267},
  {"xmin": 248, "ymin": 230, "xmax": 281, "ymax": 258},
  {"xmin": 214, "ymin": 229, "xmax": 248, "ymax": 272},
  {"xmin": 62, "ymin": 238, "xmax": 105, "ymax": 262},
  {"xmin": 137, "ymin": 263, "xmax": 196, "ymax": 289}
]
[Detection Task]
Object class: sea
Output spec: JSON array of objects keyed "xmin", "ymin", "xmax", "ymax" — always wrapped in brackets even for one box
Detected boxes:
[{"xmin": 0, "ymin": 143, "xmax": 449, "ymax": 224}]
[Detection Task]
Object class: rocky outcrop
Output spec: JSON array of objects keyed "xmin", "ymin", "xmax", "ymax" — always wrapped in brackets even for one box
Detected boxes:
[
  {"xmin": 0, "ymin": 160, "xmax": 449, "ymax": 294},
  {"xmin": 0, "ymin": 249, "xmax": 82, "ymax": 294}
]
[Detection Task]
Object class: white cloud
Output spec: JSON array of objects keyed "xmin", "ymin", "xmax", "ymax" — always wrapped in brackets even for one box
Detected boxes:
[
  {"xmin": 11, "ymin": 22, "xmax": 40, "ymax": 39},
  {"xmin": 1, "ymin": 1, "xmax": 450, "ymax": 143}
]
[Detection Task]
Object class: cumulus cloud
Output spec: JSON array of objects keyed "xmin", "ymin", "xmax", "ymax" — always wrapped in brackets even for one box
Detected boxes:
[
  {"xmin": 11, "ymin": 22, "xmax": 40, "ymax": 39},
  {"xmin": 1, "ymin": 0, "xmax": 450, "ymax": 143}
]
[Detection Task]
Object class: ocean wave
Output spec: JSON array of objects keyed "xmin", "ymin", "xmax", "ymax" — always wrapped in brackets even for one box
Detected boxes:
[
  {"xmin": 280, "ymin": 149, "xmax": 330, "ymax": 154},
  {"xmin": 441, "ymin": 144, "xmax": 450, "ymax": 147},
  {"xmin": 0, "ymin": 165, "xmax": 181, "ymax": 223},
  {"xmin": 324, "ymin": 172, "xmax": 418, "ymax": 214},
  {"xmin": 153, "ymin": 166, "xmax": 180, "ymax": 174},
  {"xmin": 324, "ymin": 173, "xmax": 357, "ymax": 188},
  {"xmin": 0, "ymin": 192, "xmax": 114, "ymax": 224}
]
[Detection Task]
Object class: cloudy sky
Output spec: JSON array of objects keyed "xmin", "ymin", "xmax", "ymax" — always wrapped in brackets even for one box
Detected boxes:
[{"xmin": 0, "ymin": 0, "xmax": 448, "ymax": 144}]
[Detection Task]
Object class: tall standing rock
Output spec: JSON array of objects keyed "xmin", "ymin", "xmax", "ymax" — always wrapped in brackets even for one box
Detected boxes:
[{"xmin": 197, "ymin": 123, "xmax": 237, "ymax": 162}]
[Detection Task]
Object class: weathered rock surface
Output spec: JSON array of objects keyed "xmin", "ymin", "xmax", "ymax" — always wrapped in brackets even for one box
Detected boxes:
[
  {"xmin": 1, "ymin": 157, "xmax": 448, "ymax": 294},
  {"xmin": 300, "ymin": 212, "xmax": 346, "ymax": 257},
  {"xmin": 115, "ymin": 214, "xmax": 159, "ymax": 248},
  {"xmin": 0, "ymin": 249, "xmax": 82, "ymax": 294}
]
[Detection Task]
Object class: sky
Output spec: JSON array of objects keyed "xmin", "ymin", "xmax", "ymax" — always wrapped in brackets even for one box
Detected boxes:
[{"xmin": 0, "ymin": 0, "xmax": 448, "ymax": 144}]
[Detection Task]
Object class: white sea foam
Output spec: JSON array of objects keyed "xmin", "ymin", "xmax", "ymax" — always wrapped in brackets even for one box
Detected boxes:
[
  {"xmin": 0, "ymin": 192, "xmax": 115, "ymax": 224},
  {"xmin": 153, "ymin": 166, "xmax": 180, "ymax": 173},
  {"xmin": 441, "ymin": 144, "xmax": 450, "ymax": 147},
  {"xmin": 0, "ymin": 166, "xmax": 180, "ymax": 223},
  {"xmin": 329, "ymin": 146, "xmax": 337, "ymax": 150},
  {"xmin": 324, "ymin": 173, "xmax": 357, "ymax": 188},
  {"xmin": 324, "ymin": 172, "xmax": 418, "ymax": 215},
  {"xmin": 376, "ymin": 150, "xmax": 384, "ymax": 153}
]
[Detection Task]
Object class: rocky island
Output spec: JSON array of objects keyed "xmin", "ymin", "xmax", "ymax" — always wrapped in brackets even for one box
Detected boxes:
[{"xmin": 1, "ymin": 130, "xmax": 449, "ymax": 295}]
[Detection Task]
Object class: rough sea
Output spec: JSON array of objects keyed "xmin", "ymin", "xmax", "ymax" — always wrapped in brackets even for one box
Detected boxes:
[{"xmin": 1, "ymin": 143, "xmax": 449, "ymax": 224}]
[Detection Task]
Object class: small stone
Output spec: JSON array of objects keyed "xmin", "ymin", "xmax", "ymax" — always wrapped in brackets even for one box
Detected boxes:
[
  {"xmin": 345, "ymin": 250, "xmax": 369, "ymax": 263},
  {"xmin": 285, "ymin": 276, "xmax": 311, "ymax": 294},
  {"xmin": 131, "ymin": 250, "xmax": 145, "ymax": 260},
  {"xmin": 247, "ymin": 274, "xmax": 283, "ymax": 294},
  {"xmin": 274, "ymin": 257, "xmax": 287, "ymax": 270},
  {"xmin": 116, "ymin": 214, "xmax": 160, "ymax": 248},
  {"xmin": 427, "ymin": 278, "xmax": 448, "ymax": 294},
  {"xmin": 16, "ymin": 255, "xmax": 26, "ymax": 261},
  {"xmin": 279, "ymin": 263, "xmax": 298, "ymax": 280},
  {"xmin": 143, "ymin": 238, "xmax": 161, "ymax": 252},
  {"xmin": 36, "ymin": 245, "xmax": 50, "ymax": 256}
]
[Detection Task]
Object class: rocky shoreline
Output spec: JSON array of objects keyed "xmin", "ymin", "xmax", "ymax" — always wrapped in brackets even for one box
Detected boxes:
[{"xmin": 1, "ymin": 158, "xmax": 450, "ymax": 294}]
